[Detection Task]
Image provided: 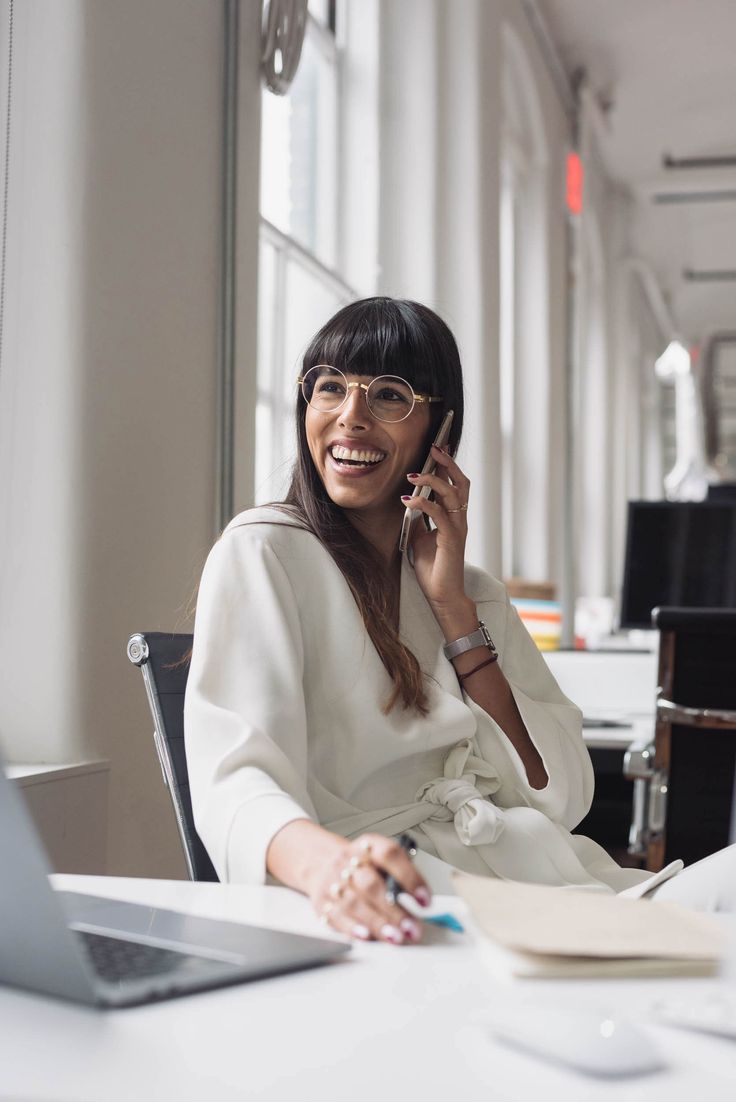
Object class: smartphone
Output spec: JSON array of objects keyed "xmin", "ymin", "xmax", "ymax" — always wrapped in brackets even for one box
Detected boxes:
[{"xmin": 399, "ymin": 409, "xmax": 454, "ymax": 553}]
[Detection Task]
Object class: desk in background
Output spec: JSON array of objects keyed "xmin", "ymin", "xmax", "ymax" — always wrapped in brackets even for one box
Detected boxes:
[
  {"xmin": 2, "ymin": 875, "xmax": 735, "ymax": 1101},
  {"xmin": 544, "ymin": 649, "xmax": 658, "ymax": 862}
]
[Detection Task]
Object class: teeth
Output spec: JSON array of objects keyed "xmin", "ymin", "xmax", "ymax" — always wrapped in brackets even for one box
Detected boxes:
[{"xmin": 330, "ymin": 445, "xmax": 386, "ymax": 464}]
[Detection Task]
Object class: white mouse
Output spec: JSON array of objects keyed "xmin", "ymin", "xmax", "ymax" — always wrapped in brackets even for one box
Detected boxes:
[{"xmin": 481, "ymin": 1002, "xmax": 666, "ymax": 1078}]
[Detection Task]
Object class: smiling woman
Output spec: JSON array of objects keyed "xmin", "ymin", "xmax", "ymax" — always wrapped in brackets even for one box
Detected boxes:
[
  {"xmin": 184, "ymin": 296, "xmax": 736, "ymax": 949},
  {"xmin": 285, "ymin": 300, "xmax": 465, "ymax": 713}
]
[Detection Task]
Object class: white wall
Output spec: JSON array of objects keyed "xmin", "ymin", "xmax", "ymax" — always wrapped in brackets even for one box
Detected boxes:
[
  {"xmin": 377, "ymin": 0, "xmax": 502, "ymax": 573},
  {"xmin": 0, "ymin": 0, "xmax": 262, "ymax": 877}
]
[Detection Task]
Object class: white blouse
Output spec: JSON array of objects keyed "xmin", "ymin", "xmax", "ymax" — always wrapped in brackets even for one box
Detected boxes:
[{"xmin": 184, "ymin": 507, "xmax": 681, "ymax": 899}]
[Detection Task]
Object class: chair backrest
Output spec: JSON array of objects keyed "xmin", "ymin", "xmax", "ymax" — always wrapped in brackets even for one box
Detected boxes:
[
  {"xmin": 649, "ymin": 607, "xmax": 736, "ymax": 869},
  {"xmin": 127, "ymin": 632, "xmax": 219, "ymax": 882}
]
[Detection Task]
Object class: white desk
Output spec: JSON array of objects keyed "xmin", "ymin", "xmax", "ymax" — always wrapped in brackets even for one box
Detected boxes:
[
  {"xmin": 2, "ymin": 876, "xmax": 736, "ymax": 1101},
  {"xmin": 544, "ymin": 650, "xmax": 659, "ymax": 750}
]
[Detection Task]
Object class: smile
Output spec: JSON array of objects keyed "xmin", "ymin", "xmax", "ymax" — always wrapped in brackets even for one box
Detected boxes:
[{"xmin": 329, "ymin": 445, "xmax": 387, "ymax": 468}]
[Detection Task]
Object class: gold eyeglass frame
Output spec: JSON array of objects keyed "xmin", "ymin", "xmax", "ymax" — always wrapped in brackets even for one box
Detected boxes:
[{"xmin": 297, "ymin": 365, "xmax": 443, "ymax": 423}]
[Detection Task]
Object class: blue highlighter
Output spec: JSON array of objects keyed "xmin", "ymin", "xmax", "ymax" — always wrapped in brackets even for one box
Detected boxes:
[{"xmin": 424, "ymin": 913, "xmax": 465, "ymax": 933}]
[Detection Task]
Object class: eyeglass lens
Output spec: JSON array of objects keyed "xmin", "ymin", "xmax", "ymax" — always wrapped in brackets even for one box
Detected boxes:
[{"xmin": 302, "ymin": 366, "xmax": 415, "ymax": 422}]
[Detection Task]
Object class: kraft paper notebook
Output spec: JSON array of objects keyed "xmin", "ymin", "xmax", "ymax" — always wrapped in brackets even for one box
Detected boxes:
[{"xmin": 453, "ymin": 872, "xmax": 725, "ymax": 979}]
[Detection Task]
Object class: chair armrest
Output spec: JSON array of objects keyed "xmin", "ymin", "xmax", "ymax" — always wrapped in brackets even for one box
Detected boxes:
[
  {"xmin": 623, "ymin": 738, "xmax": 655, "ymax": 780},
  {"xmin": 657, "ymin": 699, "xmax": 736, "ymax": 730}
]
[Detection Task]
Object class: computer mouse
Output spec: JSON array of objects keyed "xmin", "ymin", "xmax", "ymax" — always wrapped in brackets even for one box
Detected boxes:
[{"xmin": 481, "ymin": 1002, "xmax": 666, "ymax": 1078}]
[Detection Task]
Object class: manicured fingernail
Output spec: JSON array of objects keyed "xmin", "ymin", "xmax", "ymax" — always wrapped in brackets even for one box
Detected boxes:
[
  {"xmin": 407, "ymin": 472, "xmax": 420, "ymax": 479},
  {"xmin": 414, "ymin": 886, "xmax": 431, "ymax": 908},
  {"xmin": 352, "ymin": 923, "xmax": 371, "ymax": 940},
  {"xmin": 400, "ymin": 918, "xmax": 422, "ymax": 942},
  {"xmin": 401, "ymin": 495, "xmax": 412, "ymax": 501},
  {"xmin": 380, "ymin": 924, "xmax": 404, "ymax": 944}
]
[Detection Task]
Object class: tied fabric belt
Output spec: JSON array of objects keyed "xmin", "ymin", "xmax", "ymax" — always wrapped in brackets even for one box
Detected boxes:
[
  {"xmin": 415, "ymin": 738, "xmax": 505, "ymax": 845},
  {"xmin": 325, "ymin": 739, "xmax": 655, "ymax": 894},
  {"xmin": 324, "ymin": 737, "xmax": 509, "ymax": 847}
]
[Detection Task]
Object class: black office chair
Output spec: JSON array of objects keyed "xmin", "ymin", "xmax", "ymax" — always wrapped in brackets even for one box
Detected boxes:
[
  {"xmin": 127, "ymin": 632, "xmax": 219, "ymax": 882},
  {"xmin": 625, "ymin": 608, "xmax": 736, "ymax": 870}
]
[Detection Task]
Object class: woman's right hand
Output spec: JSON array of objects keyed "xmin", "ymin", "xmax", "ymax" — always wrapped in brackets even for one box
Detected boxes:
[
  {"xmin": 306, "ymin": 832, "xmax": 432, "ymax": 944},
  {"xmin": 267, "ymin": 821, "xmax": 432, "ymax": 943}
]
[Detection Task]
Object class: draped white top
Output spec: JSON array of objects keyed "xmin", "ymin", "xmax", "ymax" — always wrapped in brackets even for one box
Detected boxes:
[{"xmin": 184, "ymin": 508, "xmax": 681, "ymax": 898}]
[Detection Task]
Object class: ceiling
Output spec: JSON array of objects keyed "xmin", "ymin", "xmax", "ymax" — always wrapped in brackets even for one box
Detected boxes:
[{"xmin": 537, "ymin": 0, "xmax": 736, "ymax": 342}]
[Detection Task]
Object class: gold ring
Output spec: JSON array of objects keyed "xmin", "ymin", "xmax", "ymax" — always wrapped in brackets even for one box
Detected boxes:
[{"xmin": 447, "ymin": 503, "xmax": 468, "ymax": 513}]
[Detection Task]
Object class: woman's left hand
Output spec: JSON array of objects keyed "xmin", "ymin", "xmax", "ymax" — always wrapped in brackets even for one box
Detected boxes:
[{"xmin": 403, "ymin": 444, "xmax": 471, "ymax": 613}]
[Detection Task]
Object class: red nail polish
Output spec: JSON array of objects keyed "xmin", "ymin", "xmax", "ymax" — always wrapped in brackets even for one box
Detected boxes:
[
  {"xmin": 407, "ymin": 473, "xmax": 419, "ymax": 479},
  {"xmin": 401, "ymin": 495, "xmax": 412, "ymax": 501},
  {"xmin": 380, "ymin": 924, "xmax": 404, "ymax": 944},
  {"xmin": 400, "ymin": 918, "xmax": 422, "ymax": 942}
]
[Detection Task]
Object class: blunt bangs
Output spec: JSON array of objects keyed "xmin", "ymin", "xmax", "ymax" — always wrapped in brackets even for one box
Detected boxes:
[{"xmin": 305, "ymin": 301, "xmax": 432, "ymax": 391}]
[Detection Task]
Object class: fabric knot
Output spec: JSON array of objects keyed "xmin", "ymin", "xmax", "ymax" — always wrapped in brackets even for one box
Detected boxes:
[{"xmin": 415, "ymin": 737, "xmax": 505, "ymax": 846}]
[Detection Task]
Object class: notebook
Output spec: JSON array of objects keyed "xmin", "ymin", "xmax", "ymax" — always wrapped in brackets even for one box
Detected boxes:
[
  {"xmin": 0, "ymin": 758, "xmax": 350, "ymax": 1008},
  {"xmin": 453, "ymin": 871, "xmax": 725, "ymax": 979}
]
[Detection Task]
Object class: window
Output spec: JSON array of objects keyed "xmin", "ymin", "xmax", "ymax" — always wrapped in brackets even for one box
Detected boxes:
[
  {"xmin": 257, "ymin": 0, "xmax": 355, "ymax": 504},
  {"xmin": 260, "ymin": 2, "xmax": 338, "ymax": 268}
]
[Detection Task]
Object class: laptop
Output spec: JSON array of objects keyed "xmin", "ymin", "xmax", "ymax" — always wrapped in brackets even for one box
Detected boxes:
[{"xmin": 0, "ymin": 760, "xmax": 350, "ymax": 1008}]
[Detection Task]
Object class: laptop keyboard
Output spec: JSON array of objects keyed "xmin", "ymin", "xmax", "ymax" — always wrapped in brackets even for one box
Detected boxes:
[{"xmin": 76, "ymin": 929, "xmax": 219, "ymax": 984}]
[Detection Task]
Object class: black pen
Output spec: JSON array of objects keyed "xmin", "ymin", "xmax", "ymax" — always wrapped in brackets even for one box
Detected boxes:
[{"xmin": 384, "ymin": 833, "xmax": 418, "ymax": 904}]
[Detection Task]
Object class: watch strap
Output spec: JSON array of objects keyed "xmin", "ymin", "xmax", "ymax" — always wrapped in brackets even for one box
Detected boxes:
[{"xmin": 443, "ymin": 620, "xmax": 497, "ymax": 660}]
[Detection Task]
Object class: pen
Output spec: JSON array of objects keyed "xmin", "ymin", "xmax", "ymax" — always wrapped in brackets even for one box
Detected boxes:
[{"xmin": 384, "ymin": 832, "xmax": 417, "ymax": 905}]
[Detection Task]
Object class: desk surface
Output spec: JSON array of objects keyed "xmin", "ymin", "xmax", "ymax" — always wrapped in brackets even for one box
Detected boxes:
[
  {"xmin": 583, "ymin": 715, "xmax": 654, "ymax": 750},
  {"xmin": 3, "ymin": 875, "xmax": 735, "ymax": 1102}
]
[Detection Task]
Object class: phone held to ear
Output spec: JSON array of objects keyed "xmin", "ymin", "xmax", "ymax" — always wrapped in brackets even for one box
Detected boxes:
[{"xmin": 399, "ymin": 409, "xmax": 454, "ymax": 553}]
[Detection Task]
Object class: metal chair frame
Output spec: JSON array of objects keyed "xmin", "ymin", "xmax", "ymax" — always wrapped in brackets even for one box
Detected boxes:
[
  {"xmin": 625, "ymin": 608, "xmax": 736, "ymax": 870},
  {"xmin": 127, "ymin": 631, "xmax": 218, "ymax": 882}
]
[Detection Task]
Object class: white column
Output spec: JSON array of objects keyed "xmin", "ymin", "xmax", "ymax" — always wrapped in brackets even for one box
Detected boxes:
[
  {"xmin": 513, "ymin": 171, "xmax": 551, "ymax": 580},
  {"xmin": 377, "ymin": 0, "xmax": 503, "ymax": 574}
]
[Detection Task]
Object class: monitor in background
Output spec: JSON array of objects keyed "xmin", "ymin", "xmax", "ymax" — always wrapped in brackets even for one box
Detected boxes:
[{"xmin": 619, "ymin": 501, "xmax": 736, "ymax": 629}]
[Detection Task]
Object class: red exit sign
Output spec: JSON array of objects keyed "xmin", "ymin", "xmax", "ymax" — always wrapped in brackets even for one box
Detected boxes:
[{"xmin": 566, "ymin": 152, "xmax": 584, "ymax": 215}]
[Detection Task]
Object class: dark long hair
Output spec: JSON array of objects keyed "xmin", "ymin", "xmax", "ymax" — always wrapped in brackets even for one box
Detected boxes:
[{"xmin": 283, "ymin": 297, "xmax": 464, "ymax": 714}]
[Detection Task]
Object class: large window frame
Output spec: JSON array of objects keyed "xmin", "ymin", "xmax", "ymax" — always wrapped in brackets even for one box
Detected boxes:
[{"xmin": 255, "ymin": 2, "xmax": 358, "ymax": 504}]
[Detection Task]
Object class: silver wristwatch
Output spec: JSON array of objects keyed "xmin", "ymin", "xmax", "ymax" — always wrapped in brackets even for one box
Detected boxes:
[{"xmin": 443, "ymin": 620, "xmax": 497, "ymax": 660}]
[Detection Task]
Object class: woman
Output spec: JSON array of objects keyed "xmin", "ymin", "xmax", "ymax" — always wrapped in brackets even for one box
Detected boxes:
[{"xmin": 184, "ymin": 297, "xmax": 735, "ymax": 945}]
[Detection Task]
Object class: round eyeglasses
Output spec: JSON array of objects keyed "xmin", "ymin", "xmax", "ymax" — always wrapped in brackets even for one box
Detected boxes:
[{"xmin": 298, "ymin": 365, "xmax": 443, "ymax": 424}]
